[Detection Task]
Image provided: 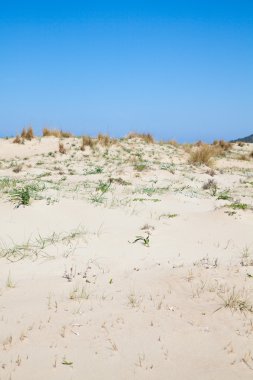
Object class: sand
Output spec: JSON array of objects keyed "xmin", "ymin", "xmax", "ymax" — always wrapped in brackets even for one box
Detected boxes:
[{"xmin": 0, "ymin": 136, "xmax": 253, "ymax": 379}]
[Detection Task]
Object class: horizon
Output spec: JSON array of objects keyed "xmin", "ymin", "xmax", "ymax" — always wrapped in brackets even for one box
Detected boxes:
[
  {"xmin": 1, "ymin": 127, "xmax": 251, "ymax": 144},
  {"xmin": 1, "ymin": 0, "xmax": 252, "ymax": 142}
]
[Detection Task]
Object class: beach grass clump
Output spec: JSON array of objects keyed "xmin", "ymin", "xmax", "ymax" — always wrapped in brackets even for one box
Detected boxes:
[
  {"xmin": 13, "ymin": 135, "xmax": 22, "ymax": 144},
  {"xmin": 229, "ymin": 202, "xmax": 248, "ymax": 210},
  {"xmin": 189, "ymin": 144, "xmax": 217, "ymax": 166},
  {"xmin": 21, "ymin": 127, "xmax": 34, "ymax": 140},
  {"xmin": 97, "ymin": 133, "xmax": 112, "ymax": 147},
  {"xmin": 59, "ymin": 142, "xmax": 66, "ymax": 154},
  {"xmin": 42, "ymin": 128, "xmax": 72, "ymax": 138},
  {"xmin": 81, "ymin": 135, "xmax": 95, "ymax": 150},
  {"xmin": 127, "ymin": 132, "xmax": 154, "ymax": 144},
  {"xmin": 217, "ymin": 287, "xmax": 253, "ymax": 313},
  {"xmin": 10, "ymin": 186, "xmax": 31, "ymax": 206},
  {"xmin": 167, "ymin": 139, "xmax": 179, "ymax": 147},
  {"xmin": 213, "ymin": 139, "xmax": 232, "ymax": 151}
]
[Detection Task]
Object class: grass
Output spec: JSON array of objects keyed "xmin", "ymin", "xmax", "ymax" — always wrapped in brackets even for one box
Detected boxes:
[
  {"xmin": 97, "ymin": 133, "xmax": 114, "ymax": 146},
  {"xmin": 9, "ymin": 182, "xmax": 44, "ymax": 206},
  {"xmin": 69, "ymin": 283, "xmax": 90, "ymax": 300},
  {"xmin": 134, "ymin": 163, "xmax": 147, "ymax": 172},
  {"xmin": 62, "ymin": 357, "xmax": 73, "ymax": 366},
  {"xmin": 59, "ymin": 142, "xmax": 66, "ymax": 154},
  {"xmin": 202, "ymin": 179, "xmax": 217, "ymax": 196},
  {"xmin": 212, "ymin": 139, "xmax": 232, "ymax": 151},
  {"xmin": 127, "ymin": 132, "xmax": 154, "ymax": 143},
  {"xmin": 189, "ymin": 144, "xmax": 217, "ymax": 166},
  {"xmin": 6, "ymin": 271, "xmax": 15, "ymax": 288},
  {"xmin": 0, "ymin": 226, "xmax": 87, "ymax": 261},
  {"xmin": 81, "ymin": 135, "xmax": 95, "ymax": 150},
  {"xmin": 217, "ymin": 287, "xmax": 253, "ymax": 313},
  {"xmin": 10, "ymin": 186, "xmax": 31, "ymax": 206},
  {"xmin": 43, "ymin": 128, "xmax": 72, "ymax": 138},
  {"xmin": 90, "ymin": 180, "xmax": 112, "ymax": 204},
  {"xmin": 21, "ymin": 126, "xmax": 34, "ymax": 140},
  {"xmin": 229, "ymin": 202, "xmax": 248, "ymax": 210},
  {"xmin": 13, "ymin": 135, "xmax": 23, "ymax": 144},
  {"xmin": 159, "ymin": 213, "xmax": 178, "ymax": 219},
  {"xmin": 85, "ymin": 166, "xmax": 103, "ymax": 175},
  {"xmin": 129, "ymin": 233, "xmax": 150, "ymax": 247},
  {"xmin": 128, "ymin": 292, "xmax": 141, "ymax": 308},
  {"xmin": 240, "ymin": 247, "xmax": 253, "ymax": 267},
  {"xmin": 217, "ymin": 191, "xmax": 231, "ymax": 200}
]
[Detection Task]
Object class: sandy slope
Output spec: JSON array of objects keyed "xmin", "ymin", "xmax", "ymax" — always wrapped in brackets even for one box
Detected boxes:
[{"xmin": 0, "ymin": 136, "xmax": 253, "ymax": 379}]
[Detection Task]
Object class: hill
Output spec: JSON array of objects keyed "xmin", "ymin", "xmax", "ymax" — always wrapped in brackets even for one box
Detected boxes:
[{"xmin": 231, "ymin": 133, "xmax": 253, "ymax": 143}]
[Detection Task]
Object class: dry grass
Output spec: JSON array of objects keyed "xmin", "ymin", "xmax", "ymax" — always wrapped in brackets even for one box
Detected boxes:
[
  {"xmin": 97, "ymin": 133, "xmax": 112, "ymax": 147},
  {"xmin": 21, "ymin": 127, "xmax": 34, "ymax": 140},
  {"xmin": 59, "ymin": 142, "xmax": 66, "ymax": 154},
  {"xmin": 13, "ymin": 135, "xmax": 22, "ymax": 144},
  {"xmin": 42, "ymin": 128, "xmax": 72, "ymax": 138},
  {"xmin": 167, "ymin": 139, "xmax": 179, "ymax": 147},
  {"xmin": 213, "ymin": 139, "xmax": 232, "ymax": 151},
  {"xmin": 238, "ymin": 154, "xmax": 250, "ymax": 161},
  {"xmin": 127, "ymin": 132, "xmax": 154, "ymax": 144},
  {"xmin": 195, "ymin": 140, "xmax": 204, "ymax": 147},
  {"xmin": 81, "ymin": 135, "xmax": 95, "ymax": 150},
  {"xmin": 189, "ymin": 144, "xmax": 217, "ymax": 166},
  {"xmin": 217, "ymin": 287, "xmax": 253, "ymax": 313}
]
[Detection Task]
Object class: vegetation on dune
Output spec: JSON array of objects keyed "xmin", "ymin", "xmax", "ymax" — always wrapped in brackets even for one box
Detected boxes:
[
  {"xmin": 127, "ymin": 132, "xmax": 155, "ymax": 144},
  {"xmin": 42, "ymin": 128, "xmax": 73, "ymax": 138}
]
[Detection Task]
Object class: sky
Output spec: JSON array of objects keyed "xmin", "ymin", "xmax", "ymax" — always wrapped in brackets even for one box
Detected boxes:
[{"xmin": 0, "ymin": 0, "xmax": 252, "ymax": 142}]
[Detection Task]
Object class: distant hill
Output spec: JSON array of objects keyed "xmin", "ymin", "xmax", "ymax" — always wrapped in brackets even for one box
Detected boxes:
[{"xmin": 231, "ymin": 134, "xmax": 253, "ymax": 143}]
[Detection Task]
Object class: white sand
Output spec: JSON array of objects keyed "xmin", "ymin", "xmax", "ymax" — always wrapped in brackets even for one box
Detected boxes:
[{"xmin": 0, "ymin": 137, "xmax": 253, "ymax": 379}]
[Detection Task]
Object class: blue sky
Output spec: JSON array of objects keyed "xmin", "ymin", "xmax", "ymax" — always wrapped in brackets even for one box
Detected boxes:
[{"xmin": 0, "ymin": 1, "xmax": 252, "ymax": 142}]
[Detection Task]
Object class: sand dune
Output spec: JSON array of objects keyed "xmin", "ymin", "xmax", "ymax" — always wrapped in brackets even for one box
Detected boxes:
[{"xmin": 0, "ymin": 136, "xmax": 253, "ymax": 379}]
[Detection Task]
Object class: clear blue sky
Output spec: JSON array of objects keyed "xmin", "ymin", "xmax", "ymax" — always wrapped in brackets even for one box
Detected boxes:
[{"xmin": 0, "ymin": 0, "xmax": 252, "ymax": 142}]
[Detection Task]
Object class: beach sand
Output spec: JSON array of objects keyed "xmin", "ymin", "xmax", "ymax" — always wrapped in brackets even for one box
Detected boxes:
[{"xmin": 0, "ymin": 136, "xmax": 253, "ymax": 379}]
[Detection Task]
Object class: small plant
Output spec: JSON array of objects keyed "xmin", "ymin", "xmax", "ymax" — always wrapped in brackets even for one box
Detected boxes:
[
  {"xmin": 13, "ymin": 135, "xmax": 22, "ymax": 144},
  {"xmin": 213, "ymin": 139, "xmax": 232, "ymax": 151},
  {"xmin": 59, "ymin": 142, "xmax": 66, "ymax": 154},
  {"xmin": 97, "ymin": 133, "xmax": 112, "ymax": 147},
  {"xmin": 62, "ymin": 357, "xmax": 73, "ymax": 366},
  {"xmin": 159, "ymin": 213, "xmax": 178, "ymax": 219},
  {"xmin": 129, "ymin": 233, "xmax": 150, "ymax": 247},
  {"xmin": 240, "ymin": 247, "xmax": 253, "ymax": 267},
  {"xmin": 134, "ymin": 163, "xmax": 147, "ymax": 172},
  {"xmin": 238, "ymin": 154, "xmax": 250, "ymax": 161},
  {"xmin": 10, "ymin": 186, "xmax": 31, "ymax": 206},
  {"xmin": 202, "ymin": 179, "xmax": 217, "ymax": 195},
  {"xmin": 86, "ymin": 166, "xmax": 103, "ymax": 175},
  {"xmin": 21, "ymin": 126, "xmax": 34, "ymax": 140},
  {"xmin": 26, "ymin": 127, "xmax": 34, "ymax": 140},
  {"xmin": 229, "ymin": 202, "xmax": 248, "ymax": 210},
  {"xmin": 69, "ymin": 283, "xmax": 90, "ymax": 300},
  {"xmin": 167, "ymin": 139, "xmax": 178, "ymax": 147},
  {"xmin": 217, "ymin": 191, "xmax": 231, "ymax": 200},
  {"xmin": 21, "ymin": 128, "xmax": 27, "ymax": 139},
  {"xmin": 13, "ymin": 164, "xmax": 22, "ymax": 173},
  {"xmin": 43, "ymin": 128, "xmax": 72, "ymax": 138},
  {"xmin": 127, "ymin": 132, "xmax": 154, "ymax": 143},
  {"xmin": 128, "ymin": 292, "xmax": 141, "ymax": 308},
  {"xmin": 6, "ymin": 271, "xmax": 15, "ymax": 288},
  {"xmin": 81, "ymin": 135, "xmax": 95, "ymax": 150},
  {"xmin": 96, "ymin": 180, "xmax": 111, "ymax": 193},
  {"xmin": 216, "ymin": 287, "xmax": 253, "ymax": 313}
]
